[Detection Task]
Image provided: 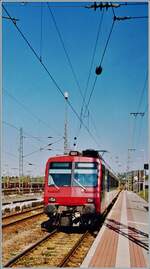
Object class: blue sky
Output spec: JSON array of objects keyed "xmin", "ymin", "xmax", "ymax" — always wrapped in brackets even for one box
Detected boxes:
[{"xmin": 2, "ymin": 2, "xmax": 148, "ymax": 177}]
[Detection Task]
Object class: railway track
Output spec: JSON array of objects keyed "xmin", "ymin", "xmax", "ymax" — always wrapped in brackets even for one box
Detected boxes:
[
  {"xmin": 2, "ymin": 206, "xmax": 44, "ymax": 228},
  {"xmin": 4, "ymin": 229, "xmax": 57, "ymax": 267},
  {"xmin": 3, "ymin": 192, "xmax": 120, "ymax": 267},
  {"xmin": 58, "ymin": 231, "xmax": 95, "ymax": 267},
  {"xmin": 4, "ymin": 229, "xmax": 95, "ymax": 268}
]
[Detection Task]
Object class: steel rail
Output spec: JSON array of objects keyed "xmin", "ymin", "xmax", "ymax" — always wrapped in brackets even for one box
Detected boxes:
[
  {"xmin": 59, "ymin": 231, "xmax": 89, "ymax": 267},
  {"xmin": 58, "ymin": 193, "xmax": 121, "ymax": 267},
  {"xmin": 3, "ymin": 229, "xmax": 57, "ymax": 267},
  {"xmin": 2, "ymin": 211, "xmax": 44, "ymax": 228},
  {"xmin": 2, "ymin": 205, "xmax": 43, "ymax": 220},
  {"xmin": 3, "ymin": 192, "xmax": 121, "ymax": 267}
]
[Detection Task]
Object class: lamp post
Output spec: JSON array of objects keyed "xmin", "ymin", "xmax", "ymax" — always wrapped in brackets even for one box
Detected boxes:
[
  {"xmin": 5, "ymin": 164, "xmax": 9, "ymax": 189},
  {"xmin": 27, "ymin": 163, "xmax": 35, "ymax": 192},
  {"xmin": 27, "ymin": 169, "xmax": 32, "ymax": 192}
]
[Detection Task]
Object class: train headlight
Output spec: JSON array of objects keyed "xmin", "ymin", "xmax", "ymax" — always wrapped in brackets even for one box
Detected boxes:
[
  {"xmin": 87, "ymin": 198, "xmax": 94, "ymax": 203},
  {"xmin": 49, "ymin": 197, "xmax": 56, "ymax": 202}
]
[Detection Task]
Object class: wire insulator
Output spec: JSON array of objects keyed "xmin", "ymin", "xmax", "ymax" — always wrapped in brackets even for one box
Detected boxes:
[{"xmin": 95, "ymin": 65, "xmax": 103, "ymax": 75}]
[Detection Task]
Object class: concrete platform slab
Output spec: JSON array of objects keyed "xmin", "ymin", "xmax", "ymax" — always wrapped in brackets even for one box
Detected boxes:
[{"xmin": 81, "ymin": 191, "xmax": 149, "ymax": 268}]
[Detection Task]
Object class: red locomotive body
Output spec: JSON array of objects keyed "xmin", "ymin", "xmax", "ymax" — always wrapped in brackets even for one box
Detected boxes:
[{"xmin": 44, "ymin": 149, "xmax": 119, "ymax": 226}]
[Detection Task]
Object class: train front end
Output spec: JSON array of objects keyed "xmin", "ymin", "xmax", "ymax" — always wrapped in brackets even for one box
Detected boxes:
[{"xmin": 44, "ymin": 151, "xmax": 100, "ymax": 226}]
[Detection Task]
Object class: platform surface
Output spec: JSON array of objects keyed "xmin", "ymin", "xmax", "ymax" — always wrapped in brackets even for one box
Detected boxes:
[
  {"xmin": 2, "ymin": 193, "xmax": 43, "ymax": 204},
  {"xmin": 81, "ymin": 190, "xmax": 149, "ymax": 268}
]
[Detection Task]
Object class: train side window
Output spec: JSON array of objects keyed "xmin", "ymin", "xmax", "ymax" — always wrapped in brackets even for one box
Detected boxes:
[
  {"xmin": 101, "ymin": 165, "xmax": 105, "ymax": 192},
  {"xmin": 107, "ymin": 171, "xmax": 110, "ymax": 192}
]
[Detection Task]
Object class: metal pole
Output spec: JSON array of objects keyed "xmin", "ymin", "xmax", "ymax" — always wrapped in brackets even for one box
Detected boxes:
[
  {"xmin": 143, "ymin": 169, "xmax": 146, "ymax": 199},
  {"xmin": 64, "ymin": 92, "xmax": 68, "ymax": 155},
  {"xmin": 19, "ymin": 127, "xmax": 23, "ymax": 192},
  {"xmin": 131, "ymin": 171, "xmax": 134, "ymax": 191},
  {"xmin": 137, "ymin": 170, "xmax": 140, "ymax": 192},
  {"xmin": 127, "ymin": 151, "xmax": 130, "ymax": 191}
]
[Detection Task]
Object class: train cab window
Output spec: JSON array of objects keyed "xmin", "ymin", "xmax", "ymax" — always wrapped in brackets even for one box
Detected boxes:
[
  {"xmin": 73, "ymin": 162, "xmax": 98, "ymax": 187},
  {"xmin": 50, "ymin": 162, "xmax": 71, "ymax": 169},
  {"xmin": 48, "ymin": 162, "xmax": 72, "ymax": 187}
]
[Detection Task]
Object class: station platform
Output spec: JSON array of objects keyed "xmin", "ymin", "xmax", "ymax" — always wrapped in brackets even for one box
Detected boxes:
[
  {"xmin": 81, "ymin": 191, "xmax": 149, "ymax": 268},
  {"xmin": 2, "ymin": 193, "xmax": 43, "ymax": 204},
  {"xmin": 2, "ymin": 193, "xmax": 43, "ymax": 215}
]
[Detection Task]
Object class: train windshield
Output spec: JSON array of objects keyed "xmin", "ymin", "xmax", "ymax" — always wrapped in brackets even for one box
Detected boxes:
[
  {"xmin": 48, "ymin": 162, "xmax": 98, "ymax": 187},
  {"xmin": 73, "ymin": 162, "xmax": 98, "ymax": 187},
  {"xmin": 48, "ymin": 162, "xmax": 71, "ymax": 187}
]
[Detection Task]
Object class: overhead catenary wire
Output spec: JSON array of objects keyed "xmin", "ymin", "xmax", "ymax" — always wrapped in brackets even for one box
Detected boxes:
[
  {"xmin": 127, "ymin": 16, "xmax": 148, "ymax": 19},
  {"xmin": 23, "ymin": 137, "xmax": 65, "ymax": 158},
  {"xmin": 3, "ymin": 151, "xmax": 42, "ymax": 169},
  {"xmin": 23, "ymin": 147, "xmax": 47, "ymax": 158},
  {"xmin": 2, "ymin": 5, "xmax": 64, "ymax": 97},
  {"xmin": 134, "ymin": 73, "xmax": 148, "ymax": 153},
  {"xmin": 131, "ymin": 71, "xmax": 148, "ymax": 148},
  {"xmin": 99, "ymin": 19, "xmax": 115, "ymax": 67},
  {"xmin": 3, "ymin": 4, "xmax": 148, "ymax": 177},
  {"xmin": 3, "ymin": 121, "xmax": 64, "ymax": 157},
  {"xmin": 3, "ymin": 88, "xmax": 61, "ymax": 136},
  {"xmin": 80, "ymin": 8, "xmax": 105, "ymax": 125},
  {"xmin": 85, "ymin": 10, "xmax": 147, "ymax": 114},
  {"xmin": 136, "ymin": 116, "xmax": 144, "ymax": 151},
  {"xmin": 20, "ymin": 2, "xmax": 147, "ymax": 8},
  {"xmin": 127, "ymin": 70, "xmax": 147, "ymax": 172},
  {"xmin": 2, "ymin": 4, "xmax": 101, "ymax": 148},
  {"xmin": 47, "ymin": 2, "xmax": 104, "ymax": 146},
  {"xmin": 114, "ymin": 16, "xmax": 148, "ymax": 21},
  {"xmin": 4, "ymin": 151, "xmax": 18, "ymax": 159},
  {"xmin": 46, "ymin": 2, "xmax": 83, "ymax": 99},
  {"xmin": 76, "ymin": 12, "xmax": 116, "ymax": 141},
  {"xmin": 137, "ymin": 71, "xmax": 148, "ymax": 112},
  {"xmin": 66, "ymin": 98, "xmax": 100, "ymax": 147},
  {"xmin": 121, "ymin": 2, "xmax": 147, "ymax": 6},
  {"xmin": 39, "ymin": 2, "xmax": 43, "ymax": 61},
  {"xmin": 76, "ymin": 77, "xmax": 102, "ymax": 145},
  {"xmin": 3, "ymin": 121, "xmax": 20, "ymax": 131},
  {"xmin": 3, "ymin": 120, "xmax": 45, "ymax": 144},
  {"xmin": 84, "ymin": 10, "xmax": 147, "ymax": 119},
  {"xmin": 131, "ymin": 112, "xmax": 145, "ymax": 153},
  {"xmin": 85, "ymin": 76, "xmax": 98, "ymax": 110},
  {"xmin": 21, "ymin": 3, "xmax": 86, "ymax": 8},
  {"xmin": 3, "ymin": 120, "xmax": 64, "ymax": 159},
  {"xmin": 3, "ymin": 121, "xmax": 44, "ymax": 153},
  {"xmin": 85, "ymin": 18, "xmax": 115, "ymax": 114},
  {"xmin": 110, "ymin": 2, "xmax": 116, "ymax": 17},
  {"xmin": 85, "ymin": 2, "xmax": 147, "ymax": 11}
]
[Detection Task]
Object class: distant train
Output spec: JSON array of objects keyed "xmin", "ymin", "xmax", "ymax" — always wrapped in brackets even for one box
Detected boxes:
[{"xmin": 44, "ymin": 149, "xmax": 119, "ymax": 227}]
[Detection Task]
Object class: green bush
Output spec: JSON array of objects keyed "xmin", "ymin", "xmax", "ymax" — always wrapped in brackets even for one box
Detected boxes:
[{"xmin": 138, "ymin": 190, "xmax": 148, "ymax": 202}]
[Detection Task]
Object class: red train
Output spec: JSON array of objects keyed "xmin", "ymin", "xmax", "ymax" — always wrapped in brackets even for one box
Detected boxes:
[{"xmin": 44, "ymin": 149, "xmax": 119, "ymax": 227}]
